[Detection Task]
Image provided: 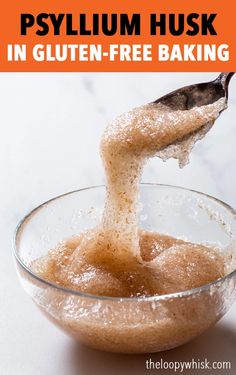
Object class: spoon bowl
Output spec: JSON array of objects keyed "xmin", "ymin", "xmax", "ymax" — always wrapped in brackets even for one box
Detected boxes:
[{"xmin": 154, "ymin": 72, "xmax": 234, "ymax": 110}]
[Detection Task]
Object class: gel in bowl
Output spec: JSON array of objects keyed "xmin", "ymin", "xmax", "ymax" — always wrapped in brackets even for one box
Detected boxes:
[{"xmin": 14, "ymin": 184, "xmax": 236, "ymax": 353}]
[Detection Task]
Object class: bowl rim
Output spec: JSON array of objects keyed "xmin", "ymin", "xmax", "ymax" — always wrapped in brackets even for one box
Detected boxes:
[{"xmin": 13, "ymin": 183, "xmax": 236, "ymax": 302}]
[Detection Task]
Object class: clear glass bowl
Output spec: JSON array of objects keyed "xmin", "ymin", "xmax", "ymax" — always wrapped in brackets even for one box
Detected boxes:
[{"xmin": 14, "ymin": 184, "xmax": 236, "ymax": 353}]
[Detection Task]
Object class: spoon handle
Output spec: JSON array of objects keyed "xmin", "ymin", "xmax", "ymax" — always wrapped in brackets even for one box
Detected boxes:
[
  {"xmin": 216, "ymin": 72, "xmax": 235, "ymax": 98},
  {"xmin": 217, "ymin": 72, "xmax": 234, "ymax": 82}
]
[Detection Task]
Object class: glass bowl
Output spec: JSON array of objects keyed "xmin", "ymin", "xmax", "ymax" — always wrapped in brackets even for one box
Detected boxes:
[{"xmin": 13, "ymin": 184, "xmax": 236, "ymax": 353}]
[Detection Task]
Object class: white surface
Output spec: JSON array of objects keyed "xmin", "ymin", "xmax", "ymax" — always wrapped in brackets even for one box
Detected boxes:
[{"xmin": 0, "ymin": 73, "xmax": 236, "ymax": 374}]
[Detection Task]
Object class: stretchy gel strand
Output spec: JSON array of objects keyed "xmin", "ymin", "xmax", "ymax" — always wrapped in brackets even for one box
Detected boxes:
[{"xmin": 33, "ymin": 98, "xmax": 227, "ymax": 298}]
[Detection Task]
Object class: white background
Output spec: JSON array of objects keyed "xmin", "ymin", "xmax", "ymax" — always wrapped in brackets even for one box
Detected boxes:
[{"xmin": 0, "ymin": 73, "xmax": 236, "ymax": 374}]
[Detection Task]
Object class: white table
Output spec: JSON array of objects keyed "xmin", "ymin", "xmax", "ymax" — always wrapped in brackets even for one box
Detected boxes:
[{"xmin": 1, "ymin": 72, "xmax": 235, "ymax": 374}]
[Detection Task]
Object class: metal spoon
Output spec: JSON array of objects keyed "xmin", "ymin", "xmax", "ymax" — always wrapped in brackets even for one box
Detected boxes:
[{"xmin": 154, "ymin": 72, "xmax": 234, "ymax": 110}]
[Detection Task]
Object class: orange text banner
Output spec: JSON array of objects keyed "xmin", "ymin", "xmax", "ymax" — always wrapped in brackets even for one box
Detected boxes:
[{"xmin": 0, "ymin": 0, "xmax": 235, "ymax": 72}]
